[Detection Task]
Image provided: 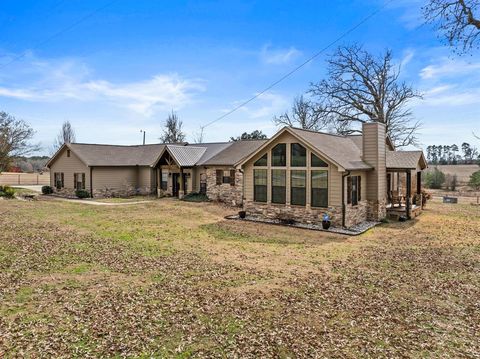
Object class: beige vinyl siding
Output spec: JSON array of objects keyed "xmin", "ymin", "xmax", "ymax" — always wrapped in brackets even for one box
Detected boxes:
[
  {"xmin": 137, "ymin": 166, "xmax": 155, "ymax": 192},
  {"xmin": 92, "ymin": 167, "xmax": 137, "ymax": 191},
  {"xmin": 363, "ymin": 123, "xmax": 386, "ymax": 202},
  {"xmin": 49, "ymin": 147, "xmax": 90, "ymax": 191},
  {"xmin": 243, "ymin": 131, "xmax": 343, "ymax": 207}
]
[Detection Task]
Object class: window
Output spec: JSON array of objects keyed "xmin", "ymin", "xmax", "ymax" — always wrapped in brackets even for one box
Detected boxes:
[
  {"xmin": 271, "ymin": 143, "xmax": 286, "ymax": 166},
  {"xmin": 311, "ymin": 170, "xmax": 328, "ymax": 207},
  {"xmin": 74, "ymin": 173, "xmax": 86, "ymax": 190},
  {"xmin": 271, "ymin": 169, "xmax": 286, "ymax": 204},
  {"xmin": 291, "ymin": 170, "xmax": 306, "ymax": 206},
  {"xmin": 254, "ymin": 153, "xmax": 267, "ymax": 166},
  {"xmin": 161, "ymin": 170, "xmax": 168, "ymax": 190},
  {"xmin": 219, "ymin": 170, "xmax": 235, "ymax": 185},
  {"xmin": 216, "ymin": 170, "xmax": 223, "ymax": 185},
  {"xmin": 347, "ymin": 176, "xmax": 361, "ymax": 206},
  {"xmin": 254, "ymin": 169, "xmax": 267, "ymax": 202},
  {"xmin": 291, "ymin": 143, "xmax": 306, "ymax": 167},
  {"xmin": 54, "ymin": 172, "xmax": 64, "ymax": 189},
  {"xmin": 311, "ymin": 153, "xmax": 328, "ymax": 167},
  {"xmin": 200, "ymin": 173, "xmax": 207, "ymax": 194},
  {"xmin": 66, "ymin": 149, "xmax": 71, "ymax": 158}
]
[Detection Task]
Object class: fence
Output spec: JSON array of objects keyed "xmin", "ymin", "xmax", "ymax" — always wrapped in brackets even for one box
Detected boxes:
[{"xmin": 0, "ymin": 172, "xmax": 50, "ymax": 186}]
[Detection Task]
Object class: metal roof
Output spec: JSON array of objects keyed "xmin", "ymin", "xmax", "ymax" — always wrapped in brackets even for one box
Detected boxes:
[{"xmin": 166, "ymin": 145, "xmax": 207, "ymax": 167}]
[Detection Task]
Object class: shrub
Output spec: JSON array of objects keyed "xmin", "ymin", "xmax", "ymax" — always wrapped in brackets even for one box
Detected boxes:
[
  {"xmin": 469, "ymin": 170, "xmax": 480, "ymax": 191},
  {"xmin": 0, "ymin": 185, "xmax": 15, "ymax": 198},
  {"xmin": 424, "ymin": 167, "xmax": 445, "ymax": 189},
  {"xmin": 41, "ymin": 185, "xmax": 54, "ymax": 195},
  {"xmin": 75, "ymin": 189, "xmax": 90, "ymax": 199},
  {"xmin": 182, "ymin": 192, "xmax": 209, "ymax": 202}
]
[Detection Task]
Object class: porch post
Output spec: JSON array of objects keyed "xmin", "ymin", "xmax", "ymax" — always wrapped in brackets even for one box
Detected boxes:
[
  {"xmin": 156, "ymin": 168, "xmax": 161, "ymax": 198},
  {"xmin": 406, "ymin": 170, "xmax": 411, "ymax": 219},
  {"xmin": 417, "ymin": 171, "xmax": 421, "ymax": 194},
  {"xmin": 179, "ymin": 167, "xmax": 185, "ymax": 199}
]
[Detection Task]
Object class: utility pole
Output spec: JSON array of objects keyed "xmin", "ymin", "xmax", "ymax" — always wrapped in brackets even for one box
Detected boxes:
[{"xmin": 140, "ymin": 130, "xmax": 146, "ymax": 145}]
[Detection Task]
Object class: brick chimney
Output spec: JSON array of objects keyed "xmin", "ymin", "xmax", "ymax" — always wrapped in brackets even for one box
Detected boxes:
[{"xmin": 362, "ymin": 122, "xmax": 387, "ymax": 220}]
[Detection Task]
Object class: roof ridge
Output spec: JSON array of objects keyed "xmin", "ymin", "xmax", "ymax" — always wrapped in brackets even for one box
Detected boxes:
[
  {"xmin": 288, "ymin": 126, "xmax": 351, "ymax": 139},
  {"xmin": 71, "ymin": 142, "xmax": 167, "ymax": 147}
]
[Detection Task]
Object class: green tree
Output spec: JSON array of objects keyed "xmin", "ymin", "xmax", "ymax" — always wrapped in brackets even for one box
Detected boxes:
[
  {"xmin": 230, "ymin": 130, "xmax": 268, "ymax": 142},
  {"xmin": 424, "ymin": 167, "xmax": 446, "ymax": 189},
  {"xmin": 469, "ymin": 170, "xmax": 480, "ymax": 190}
]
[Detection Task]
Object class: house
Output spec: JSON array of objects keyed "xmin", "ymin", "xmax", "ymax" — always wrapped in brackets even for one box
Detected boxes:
[{"xmin": 46, "ymin": 122, "xmax": 427, "ymax": 228}]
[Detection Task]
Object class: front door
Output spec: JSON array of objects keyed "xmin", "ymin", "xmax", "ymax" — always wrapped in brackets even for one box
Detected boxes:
[{"xmin": 172, "ymin": 173, "xmax": 187, "ymax": 197}]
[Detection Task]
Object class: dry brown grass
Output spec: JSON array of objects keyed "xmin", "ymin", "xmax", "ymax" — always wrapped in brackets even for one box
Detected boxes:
[{"xmin": 0, "ymin": 198, "xmax": 479, "ymax": 357}]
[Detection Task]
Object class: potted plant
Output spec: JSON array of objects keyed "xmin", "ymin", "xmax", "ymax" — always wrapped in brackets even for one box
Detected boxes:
[
  {"xmin": 322, "ymin": 213, "xmax": 331, "ymax": 230},
  {"xmin": 238, "ymin": 210, "xmax": 246, "ymax": 219}
]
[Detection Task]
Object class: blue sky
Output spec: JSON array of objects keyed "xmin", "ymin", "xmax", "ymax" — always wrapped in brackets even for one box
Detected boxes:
[{"xmin": 0, "ymin": 0, "xmax": 479, "ymax": 155}]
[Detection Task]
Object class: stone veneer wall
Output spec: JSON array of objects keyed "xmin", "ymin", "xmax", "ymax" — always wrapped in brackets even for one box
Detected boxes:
[
  {"xmin": 206, "ymin": 168, "xmax": 243, "ymax": 207},
  {"xmin": 366, "ymin": 199, "xmax": 387, "ymax": 221},
  {"xmin": 243, "ymin": 200, "xmax": 369, "ymax": 228}
]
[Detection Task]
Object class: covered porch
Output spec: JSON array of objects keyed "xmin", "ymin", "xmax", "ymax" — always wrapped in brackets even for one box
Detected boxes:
[
  {"xmin": 153, "ymin": 145, "xmax": 206, "ymax": 198},
  {"xmin": 386, "ymin": 151, "xmax": 428, "ymax": 220}
]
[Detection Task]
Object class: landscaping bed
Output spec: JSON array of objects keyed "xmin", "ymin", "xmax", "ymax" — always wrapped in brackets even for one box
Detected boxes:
[{"xmin": 225, "ymin": 214, "xmax": 379, "ymax": 235}]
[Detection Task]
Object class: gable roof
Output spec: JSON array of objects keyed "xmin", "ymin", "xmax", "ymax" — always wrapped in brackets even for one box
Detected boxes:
[
  {"xmin": 288, "ymin": 127, "xmax": 372, "ymax": 170},
  {"xmin": 386, "ymin": 151, "xmax": 428, "ymax": 170},
  {"xmin": 164, "ymin": 145, "xmax": 207, "ymax": 167},
  {"xmin": 46, "ymin": 143, "xmax": 166, "ymax": 167},
  {"xmin": 238, "ymin": 127, "xmax": 372, "ymax": 171}
]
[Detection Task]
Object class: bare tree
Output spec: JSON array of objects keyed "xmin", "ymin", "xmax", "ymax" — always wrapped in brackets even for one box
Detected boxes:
[
  {"xmin": 53, "ymin": 121, "xmax": 76, "ymax": 152},
  {"xmin": 192, "ymin": 126, "xmax": 205, "ymax": 144},
  {"xmin": 0, "ymin": 111, "xmax": 40, "ymax": 172},
  {"xmin": 423, "ymin": 0, "xmax": 480, "ymax": 54},
  {"xmin": 309, "ymin": 45, "xmax": 422, "ymax": 148},
  {"xmin": 273, "ymin": 95, "xmax": 326, "ymax": 131},
  {"xmin": 159, "ymin": 111, "xmax": 186, "ymax": 143}
]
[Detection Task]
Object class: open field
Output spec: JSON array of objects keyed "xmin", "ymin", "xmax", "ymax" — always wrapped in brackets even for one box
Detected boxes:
[
  {"xmin": 425, "ymin": 164, "xmax": 479, "ymax": 185},
  {"xmin": 1, "ymin": 198, "xmax": 479, "ymax": 357}
]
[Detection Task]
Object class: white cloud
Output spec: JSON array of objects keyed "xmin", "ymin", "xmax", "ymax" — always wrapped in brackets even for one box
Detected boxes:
[
  {"xmin": 0, "ymin": 55, "xmax": 205, "ymax": 116},
  {"xmin": 260, "ymin": 45, "xmax": 302, "ymax": 65},
  {"xmin": 400, "ymin": 49, "xmax": 415, "ymax": 69},
  {"xmin": 420, "ymin": 58, "xmax": 480, "ymax": 79}
]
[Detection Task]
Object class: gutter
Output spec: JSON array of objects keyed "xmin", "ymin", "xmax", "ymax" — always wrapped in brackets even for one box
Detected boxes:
[
  {"xmin": 239, "ymin": 167, "xmax": 244, "ymax": 207},
  {"xmin": 341, "ymin": 170, "xmax": 351, "ymax": 228}
]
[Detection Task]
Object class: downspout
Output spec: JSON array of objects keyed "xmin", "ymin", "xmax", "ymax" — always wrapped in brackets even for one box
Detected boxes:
[
  {"xmin": 341, "ymin": 170, "xmax": 351, "ymax": 228},
  {"xmin": 239, "ymin": 167, "xmax": 244, "ymax": 207},
  {"xmin": 89, "ymin": 166, "xmax": 93, "ymax": 198}
]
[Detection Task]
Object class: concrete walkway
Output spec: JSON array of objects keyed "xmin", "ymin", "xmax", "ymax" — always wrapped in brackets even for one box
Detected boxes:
[
  {"xmin": 47, "ymin": 196, "xmax": 153, "ymax": 206},
  {"xmin": 12, "ymin": 185, "xmax": 44, "ymax": 192}
]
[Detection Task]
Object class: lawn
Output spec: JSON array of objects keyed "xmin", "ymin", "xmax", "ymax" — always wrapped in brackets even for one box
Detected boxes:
[{"xmin": 0, "ymin": 198, "xmax": 479, "ymax": 358}]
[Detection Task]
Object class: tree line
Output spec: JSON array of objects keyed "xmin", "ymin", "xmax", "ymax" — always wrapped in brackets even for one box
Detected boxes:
[{"xmin": 426, "ymin": 143, "xmax": 479, "ymax": 165}]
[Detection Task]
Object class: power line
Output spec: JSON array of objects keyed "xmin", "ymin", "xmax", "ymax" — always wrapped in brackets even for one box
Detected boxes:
[
  {"xmin": 0, "ymin": 0, "xmax": 119, "ymax": 70},
  {"xmin": 201, "ymin": 0, "xmax": 395, "ymax": 129}
]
